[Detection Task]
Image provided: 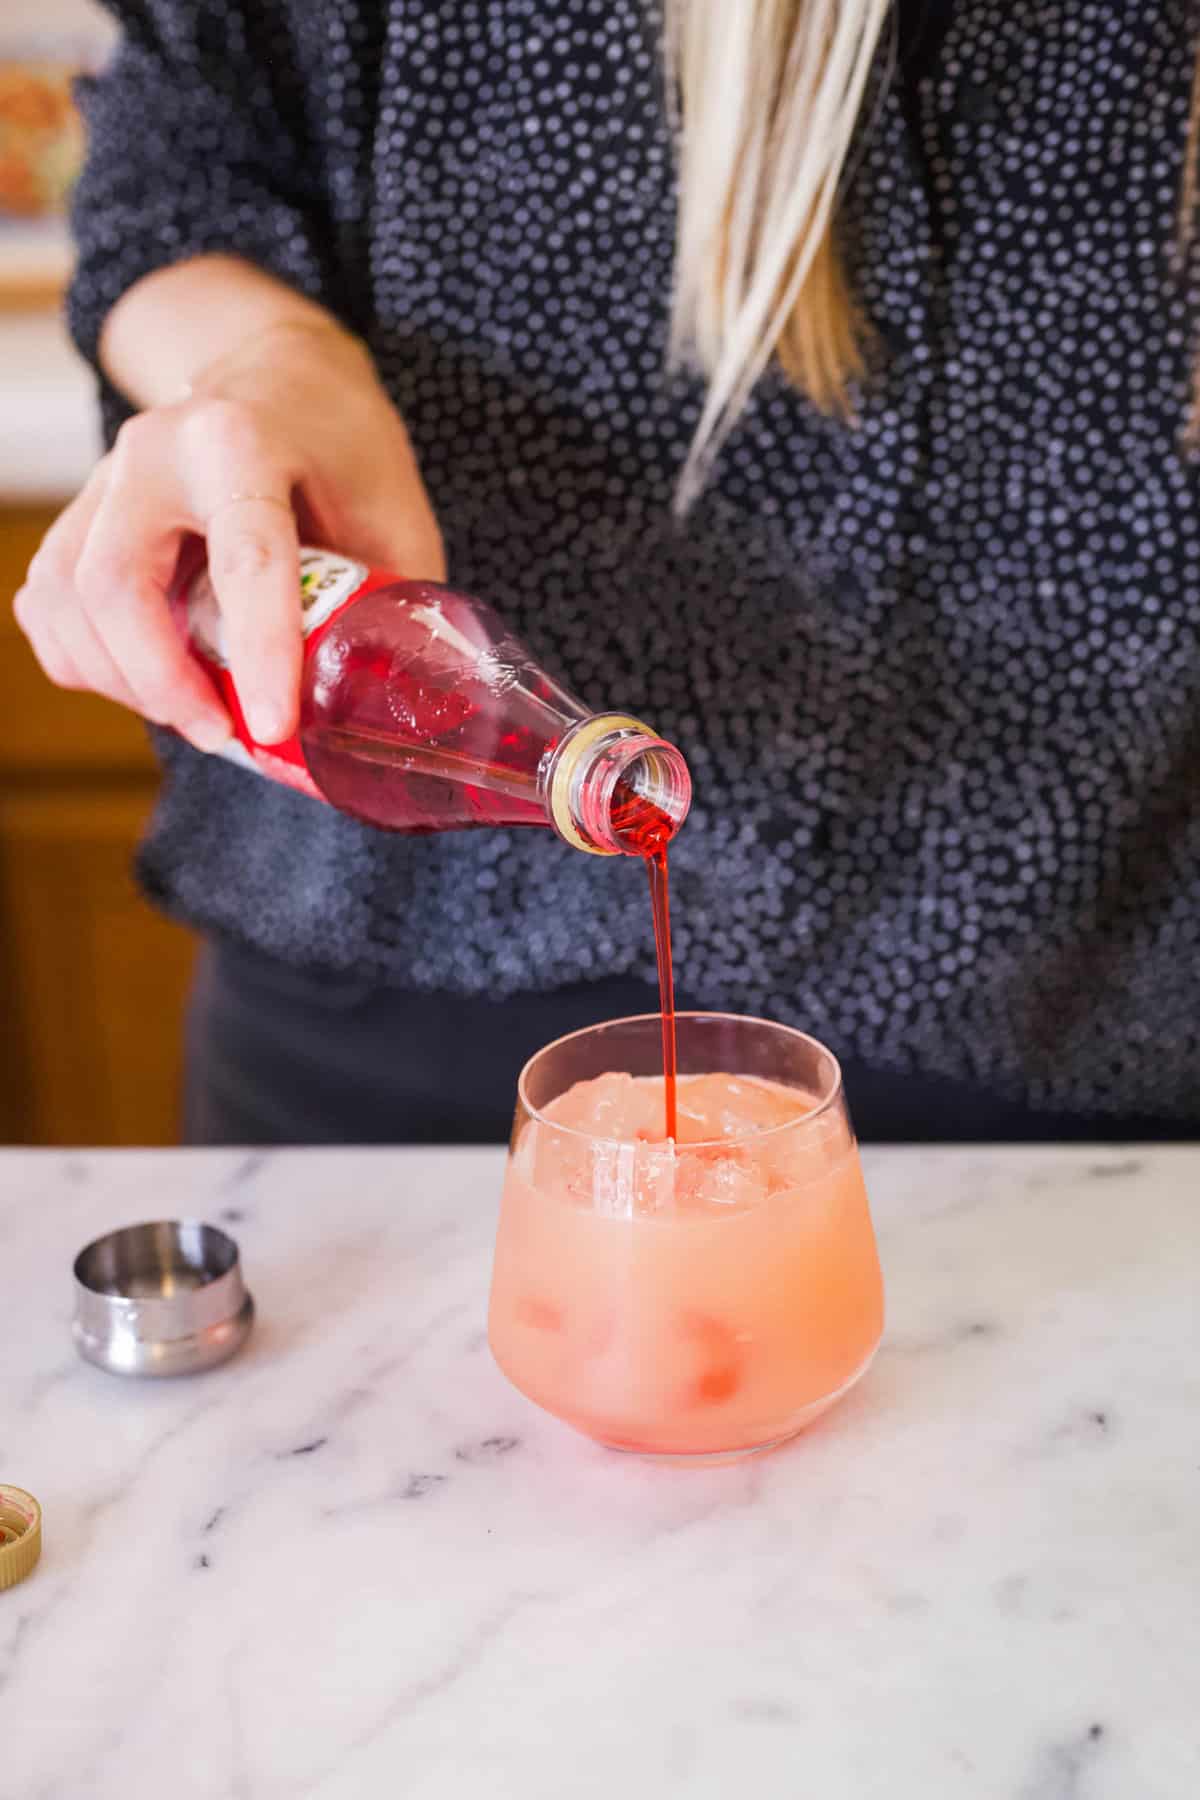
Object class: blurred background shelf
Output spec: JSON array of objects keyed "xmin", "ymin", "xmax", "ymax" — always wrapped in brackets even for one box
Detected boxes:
[
  {"xmin": 0, "ymin": 4, "xmax": 193, "ymax": 1146},
  {"xmin": 1, "ymin": 466, "xmax": 195, "ymax": 1149}
]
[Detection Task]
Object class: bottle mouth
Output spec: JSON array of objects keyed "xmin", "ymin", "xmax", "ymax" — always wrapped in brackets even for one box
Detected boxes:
[{"xmin": 550, "ymin": 715, "xmax": 692, "ymax": 856}]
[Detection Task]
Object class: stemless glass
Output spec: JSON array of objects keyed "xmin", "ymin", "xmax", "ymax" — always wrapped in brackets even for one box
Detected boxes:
[{"xmin": 488, "ymin": 1013, "xmax": 884, "ymax": 1461}]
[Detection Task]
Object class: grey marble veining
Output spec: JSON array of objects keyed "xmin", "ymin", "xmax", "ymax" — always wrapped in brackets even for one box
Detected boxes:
[{"xmin": 0, "ymin": 1145, "xmax": 1196, "ymax": 1798}]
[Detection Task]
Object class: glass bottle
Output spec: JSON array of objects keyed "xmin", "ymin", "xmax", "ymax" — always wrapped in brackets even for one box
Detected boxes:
[{"xmin": 179, "ymin": 546, "xmax": 691, "ymax": 857}]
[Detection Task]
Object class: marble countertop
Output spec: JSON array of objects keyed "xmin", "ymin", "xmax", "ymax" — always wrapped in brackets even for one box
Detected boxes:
[{"xmin": 1, "ymin": 1145, "xmax": 1196, "ymax": 1798}]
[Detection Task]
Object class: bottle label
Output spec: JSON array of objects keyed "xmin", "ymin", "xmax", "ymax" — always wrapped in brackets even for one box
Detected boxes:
[{"xmin": 180, "ymin": 547, "xmax": 372, "ymax": 800}]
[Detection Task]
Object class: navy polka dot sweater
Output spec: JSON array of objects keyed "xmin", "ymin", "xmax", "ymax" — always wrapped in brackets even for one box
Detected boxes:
[{"xmin": 69, "ymin": 1, "xmax": 1200, "ymax": 1120}]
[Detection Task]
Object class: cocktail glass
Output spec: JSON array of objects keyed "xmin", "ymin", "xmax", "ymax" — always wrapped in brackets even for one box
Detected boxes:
[{"xmin": 488, "ymin": 1013, "xmax": 884, "ymax": 1461}]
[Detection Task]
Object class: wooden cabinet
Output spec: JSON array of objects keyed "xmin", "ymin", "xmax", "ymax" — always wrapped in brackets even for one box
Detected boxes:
[{"xmin": 0, "ymin": 504, "xmax": 195, "ymax": 1143}]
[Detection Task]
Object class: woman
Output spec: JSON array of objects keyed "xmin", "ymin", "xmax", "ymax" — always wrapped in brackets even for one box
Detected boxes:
[{"xmin": 16, "ymin": 0, "xmax": 1200, "ymax": 1143}]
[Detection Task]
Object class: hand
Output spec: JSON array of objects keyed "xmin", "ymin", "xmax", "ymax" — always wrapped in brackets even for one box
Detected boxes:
[{"xmin": 14, "ymin": 314, "xmax": 444, "ymax": 749}]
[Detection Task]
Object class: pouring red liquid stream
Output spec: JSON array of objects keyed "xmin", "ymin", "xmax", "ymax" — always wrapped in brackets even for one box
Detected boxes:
[
  {"xmin": 647, "ymin": 849, "xmax": 677, "ymax": 1141},
  {"xmin": 609, "ymin": 789, "xmax": 678, "ymax": 1141}
]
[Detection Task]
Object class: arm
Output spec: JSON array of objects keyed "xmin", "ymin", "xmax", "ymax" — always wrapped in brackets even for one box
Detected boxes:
[
  {"xmin": 16, "ymin": 7, "xmax": 441, "ymax": 749},
  {"xmin": 99, "ymin": 254, "xmax": 340, "ymax": 409}
]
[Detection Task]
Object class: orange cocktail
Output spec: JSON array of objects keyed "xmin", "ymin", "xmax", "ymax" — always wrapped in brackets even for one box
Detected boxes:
[{"xmin": 488, "ymin": 1014, "xmax": 884, "ymax": 1460}]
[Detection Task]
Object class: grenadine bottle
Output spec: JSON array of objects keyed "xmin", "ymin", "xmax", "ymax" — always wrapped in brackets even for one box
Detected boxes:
[{"xmin": 177, "ymin": 546, "xmax": 690, "ymax": 858}]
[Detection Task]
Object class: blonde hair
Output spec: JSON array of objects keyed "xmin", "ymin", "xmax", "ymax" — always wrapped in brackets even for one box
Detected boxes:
[
  {"xmin": 667, "ymin": 0, "xmax": 892, "ymax": 507},
  {"xmin": 670, "ymin": 6, "xmax": 1200, "ymax": 498}
]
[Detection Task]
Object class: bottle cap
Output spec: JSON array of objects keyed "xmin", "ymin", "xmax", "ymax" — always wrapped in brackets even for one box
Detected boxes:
[{"xmin": 0, "ymin": 1486, "xmax": 42, "ymax": 1591}]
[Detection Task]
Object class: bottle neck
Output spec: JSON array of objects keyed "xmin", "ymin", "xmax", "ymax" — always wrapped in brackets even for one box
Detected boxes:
[{"xmin": 544, "ymin": 715, "xmax": 692, "ymax": 856}]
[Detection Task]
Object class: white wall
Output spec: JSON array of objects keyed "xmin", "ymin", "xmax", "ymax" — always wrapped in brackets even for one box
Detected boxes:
[
  {"xmin": 1, "ymin": 0, "xmax": 116, "ymax": 49},
  {"xmin": 0, "ymin": 0, "xmax": 112, "ymax": 498}
]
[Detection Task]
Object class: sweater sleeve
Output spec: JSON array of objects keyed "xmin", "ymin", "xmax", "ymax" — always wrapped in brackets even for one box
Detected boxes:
[{"xmin": 66, "ymin": 0, "xmax": 337, "ymax": 390}]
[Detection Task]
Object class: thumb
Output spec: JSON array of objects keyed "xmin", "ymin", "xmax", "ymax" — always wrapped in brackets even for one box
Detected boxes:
[{"xmin": 331, "ymin": 454, "xmax": 447, "ymax": 586}]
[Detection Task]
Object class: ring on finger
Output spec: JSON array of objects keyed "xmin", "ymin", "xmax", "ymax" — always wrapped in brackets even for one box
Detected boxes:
[{"xmin": 206, "ymin": 492, "xmax": 294, "ymax": 527}]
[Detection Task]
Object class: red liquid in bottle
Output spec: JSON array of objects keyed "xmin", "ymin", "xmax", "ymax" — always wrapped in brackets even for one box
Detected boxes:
[
  {"xmin": 300, "ymin": 594, "xmax": 582, "ymax": 834},
  {"xmin": 184, "ymin": 552, "xmax": 687, "ymax": 1130}
]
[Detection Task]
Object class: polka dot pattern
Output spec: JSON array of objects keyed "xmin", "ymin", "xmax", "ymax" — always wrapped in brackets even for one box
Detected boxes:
[{"xmin": 69, "ymin": 1, "xmax": 1200, "ymax": 1119}]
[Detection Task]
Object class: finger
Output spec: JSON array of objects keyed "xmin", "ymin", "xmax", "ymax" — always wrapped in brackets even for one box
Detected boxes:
[
  {"xmin": 47, "ymin": 590, "xmax": 143, "ymax": 711},
  {"xmin": 202, "ymin": 491, "xmax": 302, "ymax": 743},
  {"xmin": 15, "ymin": 461, "xmax": 109, "ymax": 662},
  {"xmin": 177, "ymin": 395, "xmax": 304, "ymax": 741},
  {"xmin": 23, "ymin": 458, "xmax": 110, "ymax": 595},
  {"xmin": 14, "ymin": 469, "xmax": 107, "ymax": 691},
  {"xmin": 16, "ymin": 604, "xmax": 87, "ymax": 691},
  {"xmin": 18, "ymin": 468, "xmax": 143, "ymax": 711},
  {"xmin": 75, "ymin": 462, "xmax": 232, "ymax": 749},
  {"xmin": 16, "ymin": 570, "xmax": 140, "ymax": 707}
]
